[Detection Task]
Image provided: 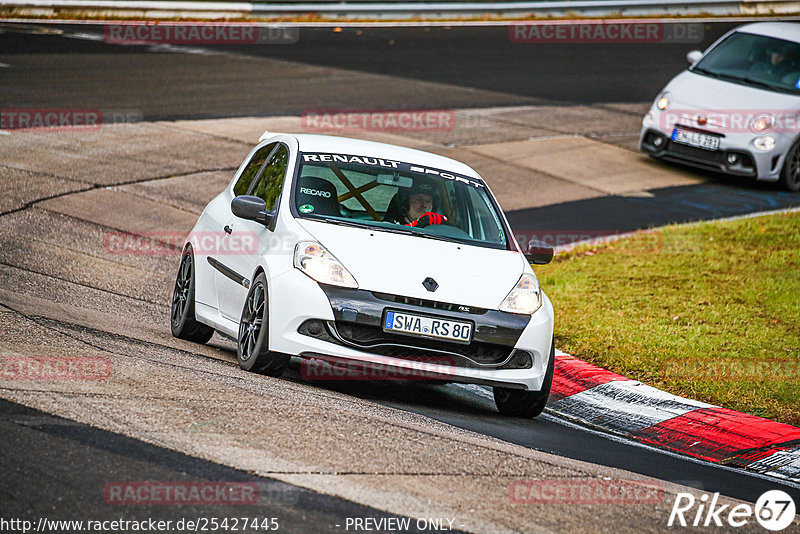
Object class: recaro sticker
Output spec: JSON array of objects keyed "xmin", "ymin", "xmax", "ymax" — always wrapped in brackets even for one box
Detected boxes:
[{"xmin": 300, "ymin": 187, "xmax": 332, "ymax": 198}]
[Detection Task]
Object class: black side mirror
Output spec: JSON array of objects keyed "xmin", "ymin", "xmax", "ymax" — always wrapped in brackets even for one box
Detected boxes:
[
  {"xmin": 231, "ymin": 196, "xmax": 274, "ymax": 226},
  {"xmin": 524, "ymin": 240, "xmax": 554, "ymax": 265}
]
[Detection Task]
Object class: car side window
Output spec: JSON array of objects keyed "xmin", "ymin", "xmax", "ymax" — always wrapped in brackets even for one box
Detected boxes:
[
  {"xmin": 233, "ymin": 143, "xmax": 277, "ymax": 197},
  {"xmin": 466, "ymin": 186, "xmax": 505, "ymax": 245},
  {"xmin": 250, "ymin": 144, "xmax": 289, "ymax": 212}
]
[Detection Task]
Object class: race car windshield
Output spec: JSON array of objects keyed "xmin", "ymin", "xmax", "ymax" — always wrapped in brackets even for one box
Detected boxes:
[
  {"xmin": 294, "ymin": 152, "xmax": 510, "ymax": 250},
  {"xmin": 692, "ymin": 32, "xmax": 800, "ymax": 94}
]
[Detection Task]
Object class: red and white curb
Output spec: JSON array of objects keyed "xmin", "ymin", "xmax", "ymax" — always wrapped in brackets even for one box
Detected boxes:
[{"xmin": 548, "ymin": 352, "xmax": 800, "ymax": 483}]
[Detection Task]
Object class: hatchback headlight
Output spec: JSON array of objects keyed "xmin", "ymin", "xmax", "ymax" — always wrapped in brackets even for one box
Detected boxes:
[
  {"xmin": 656, "ymin": 93, "xmax": 671, "ymax": 111},
  {"xmin": 751, "ymin": 114, "xmax": 775, "ymax": 133},
  {"xmin": 499, "ymin": 273, "xmax": 542, "ymax": 315},
  {"xmin": 294, "ymin": 242, "xmax": 357, "ymax": 288}
]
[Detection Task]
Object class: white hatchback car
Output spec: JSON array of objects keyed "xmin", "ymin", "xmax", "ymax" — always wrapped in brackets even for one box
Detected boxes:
[
  {"xmin": 640, "ymin": 22, "xmax": 800, "ymax": 191},
  {"xmin": 170, "ymin": 133, "xmax": 556, "ymax": 417}
]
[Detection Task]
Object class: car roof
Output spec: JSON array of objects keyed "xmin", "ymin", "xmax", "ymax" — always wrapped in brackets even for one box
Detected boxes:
[
  {"xmin": 734, "ymin": 22, "xmax": 800, "ymax": 44},
  {"xmin": 287, "ymin": 133, "xmax": 482, "ymax": 180}
]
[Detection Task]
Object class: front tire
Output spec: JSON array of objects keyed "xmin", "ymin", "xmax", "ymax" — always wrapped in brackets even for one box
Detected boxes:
[
  {"xmin": 170, "ymin": 247, "xmax": 215, "ymax": 344},
  {"xmin": 779, "ymin": 139, "xmax": 800, "ymax": 192},
  {"xmin": 493, "ymin": 338, "xmax": 555, "ymax": 418},
  {"xmin": 237, "ymin": 272, "xmax": 290, "ymax": 377}
]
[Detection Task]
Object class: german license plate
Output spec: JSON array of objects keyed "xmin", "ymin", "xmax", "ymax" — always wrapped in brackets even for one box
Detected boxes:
[
  {"xmin": 383, "ymin": 310, "xmax": 473, "ymax": 344},
  {"xmin": 671, "ymin": 128, "xmax": 720, "ymax": 151}
]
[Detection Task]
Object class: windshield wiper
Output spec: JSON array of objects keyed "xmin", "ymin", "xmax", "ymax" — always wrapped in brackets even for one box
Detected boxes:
[
  {"xmin": 320, "ymin": 218, "xmax": 372, "ymax": 230},
  {"xmin": 742, "ymin": 76, "xmax": 798, "ymax": 94},
  {"xmin": 691, "ymin": 66, "xmax": 719, "ymax": 77},
  {"xmin": 313, "ymin": 217, "xmax": 467, "ymax": 244},
  {"xmin": 411, "ymin": 231, "xmax": 459, "ymax": 243},
  {"xmin": 695, "ymin": 68, "xmax": 798, "ymax": 94},
  {"xmin": 370, "ymin": 224, "xmax": 456, "ymax": 242},
  {"xmin": 728, "ymin": 75, "xmax": 779, "ymax": 91}
]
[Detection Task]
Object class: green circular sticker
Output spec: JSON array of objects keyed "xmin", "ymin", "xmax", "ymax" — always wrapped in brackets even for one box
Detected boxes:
[{"xmin": 299, "ymin": 204, "xmax": 314, "ymax": 214}]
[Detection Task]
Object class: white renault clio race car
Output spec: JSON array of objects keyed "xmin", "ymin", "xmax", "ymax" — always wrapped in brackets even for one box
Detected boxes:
[{"xmin": 170, "ymin": 133, "xmax": 555, "ymax": 417}]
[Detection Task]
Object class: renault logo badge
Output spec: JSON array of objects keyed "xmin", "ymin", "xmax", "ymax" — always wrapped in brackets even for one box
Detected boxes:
[{"xmin": 422, "ymin": 277, "xmax": 438, "ymax": 292}]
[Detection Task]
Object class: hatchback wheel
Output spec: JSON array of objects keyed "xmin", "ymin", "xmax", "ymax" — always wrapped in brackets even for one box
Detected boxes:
[
  {"xmin": 493, "ymin": 338, "xmax": 555, "ymax": 418},
  {"xmin": 237, "ymin": 272, "xmax": 290, "ymax": 376},
  {"xmin": 170, "ymin": 247, "xmax": 215, "ymax": 343},
  {"xmin": 779, "ymin": 140, "xmax": 800, "ymax": 192}
]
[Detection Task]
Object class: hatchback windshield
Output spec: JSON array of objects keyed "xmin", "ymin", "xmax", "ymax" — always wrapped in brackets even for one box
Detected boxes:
[
  {"xmin": 294, "ymin": 152, "xmax": 510, "ymax": 250},
  {"xmin": 692, "ymin": 32, "xmax": 800, "ymax": 94}
]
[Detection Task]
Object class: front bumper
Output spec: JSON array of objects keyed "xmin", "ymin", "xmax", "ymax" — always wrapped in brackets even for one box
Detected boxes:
[
  {"xmin": 639, "ymin": 115, "xmax": 791, "ymax": 182},
  {"xmin": 267, "ymin": 268, "xmax": 554, "ymax": 391}
]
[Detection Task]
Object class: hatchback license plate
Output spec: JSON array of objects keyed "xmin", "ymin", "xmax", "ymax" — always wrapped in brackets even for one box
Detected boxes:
[
  {"xmin": 383, "ymin": 310, "xmax": 472, "ymax": 344},
  {"xmin": 671, "ymin": 128, "xmax": 720, "ymax": 151}
]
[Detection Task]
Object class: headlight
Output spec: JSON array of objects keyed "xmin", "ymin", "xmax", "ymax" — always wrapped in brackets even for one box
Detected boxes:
[
  {"xmin": 499, "ymin": 273, "xmax": 542, "ymax": 315},
  {"xmin": 294, "ymin": 242, "xmax": 358, "ymax": 288},
  {"xmin": 643, "ymin": 109, "xmax": 656, "ymax": 125},
  {"xmin": 751, "ymin": 114, "xmax": 775, "ymax": 133},
  {"xmin": 753, "ymin": 136, "xmax": 776, "ymax": 151},
  {"xmin": 656, "ymin": 93, "xmax": 671, "ymax": 111}
]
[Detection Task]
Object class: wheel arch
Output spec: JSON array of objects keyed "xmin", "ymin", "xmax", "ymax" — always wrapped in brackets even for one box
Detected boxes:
[
  {"xmin": 251, "ymin": 265, "xmax": 267, "ymax": 288},
  {"xmin": 779, "ymin": 134, "xmax": 800, "ymax": 192}
]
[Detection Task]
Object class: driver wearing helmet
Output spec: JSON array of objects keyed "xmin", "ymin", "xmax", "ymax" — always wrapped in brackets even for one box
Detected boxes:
[{"xmin": 383, "ymin": 179, "xmax": 448, "ymax": 228}]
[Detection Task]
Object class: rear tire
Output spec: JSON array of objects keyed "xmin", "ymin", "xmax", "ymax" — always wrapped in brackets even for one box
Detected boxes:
[
  {"xmin": 493, "ymin": 338, "xmax": 555, "ymax": 418},
  {"xmin": 237, "ymin": 272, "xmax": 290, "ymax": 377},
  {"xmin": 170, "ymin": 247, "xmax": 215, "ymax": 344},
  {"xmin": 779, "ymin": 139, "xmax": 800, "ymax": 192}
]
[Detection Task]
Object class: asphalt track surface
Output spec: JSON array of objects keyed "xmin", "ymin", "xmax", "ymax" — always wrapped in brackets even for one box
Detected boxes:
[
  {"xmin": 4, "ymin": 21, "xmax": 799, "ymax": 232},
  {"xmin": 0, "ymin": 398, "xmax": 442, "ymax": 533},
  {"xmin": 505, "ymin": 181, "xmax": 800, "ymax": 236},
  {"xmin": 0, "ymin": 21, "xmax": 741, "ymax": 118},
  {"xmin": 2, "ymin": 20, "xmax": 800, "ymax": 530},
  {"xmin": 288, "ymin": 369, "xmax": 800, "ymax": 504}
]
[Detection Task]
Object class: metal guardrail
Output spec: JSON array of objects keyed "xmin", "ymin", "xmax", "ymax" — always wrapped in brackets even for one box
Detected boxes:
[{"xmin": 1, "ymin": 0, "xmax": 799, "ymax": 19}]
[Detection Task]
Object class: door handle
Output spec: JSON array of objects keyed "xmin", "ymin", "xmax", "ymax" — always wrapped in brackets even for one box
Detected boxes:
[{"xmin": 223, "ymin": 225, "xmax": 232, "ymax": 234}]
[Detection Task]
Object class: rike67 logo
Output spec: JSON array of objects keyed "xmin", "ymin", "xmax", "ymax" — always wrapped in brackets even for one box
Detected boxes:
[{"xmin": 668, "ymin": 490, "xmax": 796, "ymax": 531}]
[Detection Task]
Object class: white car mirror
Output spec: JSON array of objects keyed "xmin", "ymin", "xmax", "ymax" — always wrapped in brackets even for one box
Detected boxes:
[{"xmin": 687, "ymin": 50, "xmax": 703, "ymax": 65}]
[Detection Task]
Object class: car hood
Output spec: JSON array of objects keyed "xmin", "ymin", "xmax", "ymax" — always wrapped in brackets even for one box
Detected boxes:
[
  {"xmin": 297, "ymin": 219, "xmax": 527, "ymax": 310},
  {"xmin": 665, "ymin": 70, "xmax": 800, "ymax": 111}
]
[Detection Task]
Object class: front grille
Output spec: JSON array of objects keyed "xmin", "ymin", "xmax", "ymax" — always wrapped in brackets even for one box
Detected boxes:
[
  {"xmin": 335, "ymin": 321, "xmax": 509, "ymax": 363},
  {"xmin": 667, "ymin": 141, "xmax": 756, "ymax": 176},
  {"xmin": 371, "ymin": 292, "xmax": 487, "ymax": 315},
  {"xmin": 297, "ymin": 319, "xmax": 530, "ymax": 369},
  {"xmin": 669, "ymin": 141, "xmax": 727, "ymax": 163}
]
